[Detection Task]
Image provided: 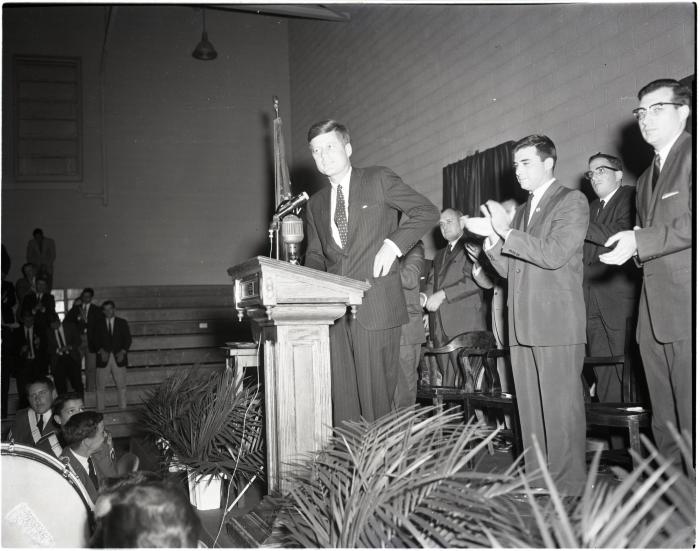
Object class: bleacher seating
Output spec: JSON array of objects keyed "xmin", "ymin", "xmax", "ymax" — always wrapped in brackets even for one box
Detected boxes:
[{"xmin": 3, "ymin": 284, "xmax": 253, "ymax": 438}]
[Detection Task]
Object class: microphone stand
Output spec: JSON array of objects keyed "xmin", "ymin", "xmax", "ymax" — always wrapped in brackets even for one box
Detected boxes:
[{"xmin": 268, "ymin": 215, "xmax": 281, "ymax": 260}]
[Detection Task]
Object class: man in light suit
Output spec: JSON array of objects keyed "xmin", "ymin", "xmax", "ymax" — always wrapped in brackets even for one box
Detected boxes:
[
  {"xmin": 304, "ymin": 120, "xmax": 439, "ymax": 424},
  {"xmin": 601, "ymin": 79, "xmax": 692, "ymax": 469},
  {"xmin": 422, "ymin": 208, "xmax": 487, "ymax": 385},
  {"xmin": 92, "ymin": 301, "xmax": 132, "ymax": 410},
  {"xmin": 394, "ymin": 242, "xmax": 426, "ymax": 409},
  {"xmin": 26, "ymin": 228, "xmax": 56, "ymax": 290},
  {"xmin": 468, "ymin": 135, "xmax": 589, "ymax": 495},
  {"xmin": 582, "ymin": 153, "xmax": 640, "ymax": 403},
  {"xmin": 60, "ymin": 410, "xmax": 110, "ymax": 504}
]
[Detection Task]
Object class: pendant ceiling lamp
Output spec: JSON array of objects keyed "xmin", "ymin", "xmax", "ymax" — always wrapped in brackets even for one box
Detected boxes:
[{"xmin": 192, "ymin": 8, "xmax": 217, "ymax": 61}]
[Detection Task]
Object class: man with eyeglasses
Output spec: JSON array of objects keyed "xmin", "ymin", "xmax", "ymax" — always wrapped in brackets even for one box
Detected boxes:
[
  {"xmin": 582, "ymin": 154, "xmax": 639, "ymax": 404},
  {"xmin": 600, "ymin": 79, "xmax": 692, "ymax": 469}
]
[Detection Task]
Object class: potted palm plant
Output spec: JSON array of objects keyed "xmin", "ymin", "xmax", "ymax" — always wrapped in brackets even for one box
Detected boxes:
[{"xmin": 140, "ymin": 366, "xmax": 264, "ymax": 510}]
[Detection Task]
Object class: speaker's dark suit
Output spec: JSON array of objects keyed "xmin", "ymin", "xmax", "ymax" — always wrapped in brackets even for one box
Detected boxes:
[
  {"xmin": 48, "ymin": 322, "xmax": 84, "ymax": 395},
  {"xmin": 305, "ymin": 166, "xmax": 439, "ymax": 423},
  {"xmin": 485, "ymin": 180, "xmax": 589, "ymax": 495},
  {"xmin": 583, "ymin": 185, "xmax": 640, "ymax": 402},
  {"xmin": 634, "ymin": 131, "xmax": 692, "ymax": 466}
]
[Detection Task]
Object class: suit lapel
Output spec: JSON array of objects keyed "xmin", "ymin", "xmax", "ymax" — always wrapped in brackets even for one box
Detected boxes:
[
  {"xmin": 315, "ymin": 186, "xmax": 343, "ymax": 255},
  {"xmin": 346, "ymin": 168, "xmax": 364, "ymax": 245},
  {"xmin": 643, "ymin": 132, "xmax": 689, "ymax": 224},
  {"xmin": 527, "ymin": 180, "xmax": 560, "ymax": 231}
]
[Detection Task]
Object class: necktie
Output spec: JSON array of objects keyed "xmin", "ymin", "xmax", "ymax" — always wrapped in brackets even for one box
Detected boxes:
[
  {"xmin": 36, "ymin": 413, "xmax": 44, "ymax": 433},
  {"xmin": 596, "ymin": 200, "xmax": 605, "ymax": 219},
  {"xmin": 83, "ymin": 305, "xmax": 88, "ymax": 321},
  {"xmin": 523, "ymin": 193, "xmax": 534, "ymax": 230},
  {"xmin": 56, "ymin": 328, "xmax": 66, "ymax": 353},
  {"xmin": 108, "ymin": 319, "xmax": 113, "ymax": 335},
  {"xmin": 651, "ymin": 153, "xmax": 661, "ymax": 191},
  {"xmin": 334, "ymin": 185, "xmax": 348, "ymax": 248},
  {"xmin": 87, "ymin": 457, "xmax": 99, "ymax": 489},
  {"xmin": 27, "ymin": 328, "xmax": 35, "ymax": 359}
]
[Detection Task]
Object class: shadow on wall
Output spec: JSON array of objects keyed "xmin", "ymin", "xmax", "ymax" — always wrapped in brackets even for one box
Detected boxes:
[{"xmin": 616, "ymin": 120, "xmax": 654, "ymax": 181}]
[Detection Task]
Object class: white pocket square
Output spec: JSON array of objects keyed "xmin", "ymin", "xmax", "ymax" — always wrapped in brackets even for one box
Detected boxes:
[
  {"xmin": 661, "ymin": 191, "xmax": 679, "ymax": 199},
  {"xmin": 362, "ymin": 205, "xmax": 368, "ymax": 209}
]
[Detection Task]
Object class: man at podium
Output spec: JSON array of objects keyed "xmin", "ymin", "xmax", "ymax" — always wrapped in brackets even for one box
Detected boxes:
[{"xmin": 304, "ymin": 120, "xmax": 439, "ymax": 424}]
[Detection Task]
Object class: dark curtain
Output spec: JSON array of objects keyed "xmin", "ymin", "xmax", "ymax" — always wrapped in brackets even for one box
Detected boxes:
[{"xmin": 442, "ymin": 140, "xmax": 524, "ymax": 216}]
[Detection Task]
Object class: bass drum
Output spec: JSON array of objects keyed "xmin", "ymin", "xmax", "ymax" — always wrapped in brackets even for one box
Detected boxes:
[{"xmin": 2, "ymin": 442, "xmax": 93, "ymax": 547}]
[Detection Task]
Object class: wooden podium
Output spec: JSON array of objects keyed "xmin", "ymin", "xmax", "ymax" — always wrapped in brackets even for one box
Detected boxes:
[{"xmin": 227, "ymin": 256, "xmax": 369, "ymax": 493}]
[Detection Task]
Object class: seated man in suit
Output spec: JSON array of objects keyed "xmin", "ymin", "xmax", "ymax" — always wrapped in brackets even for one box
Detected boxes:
[
  {"xmin": 7, "ymin": 376, "xmax": 58, "ymax": 446},
  {"xmin": 582, "ymin": 153, "xmax": 640, "ymax": 402},
  {"xmin": 12, "ymin": 310, "xmax": 49, "ymax": 407},
  {"xmin": 21, "ymin": 275, "xmax": 55, "ymax": 335},
  {"xmin": 394, "ymin": 242, "xmax": 426, "ymax": 409},
  {"xmin": 421, "ymin": 208, "xmax": 487, "ymax": 385},
  {"xmin": 92, "ymin": 301, "xmax": 132, "ymax": 410},
  {"xmin": 48, "ymin": 314, "xmax": 84, "ymax": 396},
  {"xmin": 61, "ymin": 410, "xmax": 109, "ymax": 504}
]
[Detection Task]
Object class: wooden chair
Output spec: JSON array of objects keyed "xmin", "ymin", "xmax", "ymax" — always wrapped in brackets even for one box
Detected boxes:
[
  {"xmin": 416, "ymin": 331, "xmax": 495, "ymax": 414},
  {"xmin": 584, "ymin": 317, "xmax": 650, "ymax": 467},
  {"xmin": 462, "ymin": 347, "xmax": 523, "ymax": 456}
]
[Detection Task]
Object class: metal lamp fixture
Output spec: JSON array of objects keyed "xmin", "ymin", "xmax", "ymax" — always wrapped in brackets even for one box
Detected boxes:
[{"xmin": 192, "ymin": 8, "xmax": 217, "ymax": 61}]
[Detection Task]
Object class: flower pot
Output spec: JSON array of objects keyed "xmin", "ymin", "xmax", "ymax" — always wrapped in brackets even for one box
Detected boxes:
[{"xmin": 187, "ymin": 470, "xmax": 223, "ymax": 511}]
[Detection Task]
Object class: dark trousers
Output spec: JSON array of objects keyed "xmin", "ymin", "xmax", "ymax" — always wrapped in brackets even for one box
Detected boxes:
[
  {"xmin": 638, "ymin": 288, "xmax": 693, "ymax": 470},
  {"xmin": 329, "ymin": 315, "xmax": 400, "ymax": 425},
  {"xmin": 585, "ymin": 295, "xmax": 627, "ymax": 402},
  {"xmin": 510, "ymin": 343, "xmax": 586, "ymax": 495},
  {"xmin": 52, "ymin": 354, "xmax": 84, "ymax": 396}
]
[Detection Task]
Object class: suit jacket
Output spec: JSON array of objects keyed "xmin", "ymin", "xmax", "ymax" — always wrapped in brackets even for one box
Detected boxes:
[
  {"xmin": 47, "ymin": 321, "xmax": 82, "ymax": 364},
  {"xmin": 8, "ymin": 408, "xmax": 59, "ymax": 446},
  {"xmin": 634, "ymin": 131, "xmax": 692, "ymax": 343},
  {"xmin": 60, "ymin": 448, "xmax": 107, "ymax": 504},
  {"xmin": 399, "ymin": 242, "xmax": 426, "ymax": 346},
  {"xmin": 583, "ymin": 185, "xmax": 640, "ymax": 329},
  {"xmin": 426, "ymin": 235, "xmax": 486, "ymax": 342},
  {"xmin": 65, "ymin": 302, "xmax": 103, "ymax": 350},
  {"xmin": 305, "ymin": 166, "xmax": 439, "ymax": 330},
  {"xmin": 14, "ymin": 276, "xmax": 35, "ymax": 308},
  {"xmin": 485, "ymin": 180, "xmax": 589, "ymax": 346},
  {"xmin": 20, "ymin": 292, "xmax": 56, "ymax": 331},
  {"xmin": 26, "ymin": 237, "xmax": 56, "ymax": 274},
  {"xmin": 92, "ymin": 316, "xmax": 132, "ymax": 367}
]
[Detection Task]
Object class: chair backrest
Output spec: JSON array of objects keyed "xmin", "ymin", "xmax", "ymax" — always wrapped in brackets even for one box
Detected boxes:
[{"xmin": 450, "ymin": 331, "xmax": 495, "ymax": 356}]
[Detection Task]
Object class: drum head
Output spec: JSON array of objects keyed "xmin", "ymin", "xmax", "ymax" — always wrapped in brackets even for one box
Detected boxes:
[{"xmin": 2, "ymin": 443, "xmax": 92, "ymax": 547}]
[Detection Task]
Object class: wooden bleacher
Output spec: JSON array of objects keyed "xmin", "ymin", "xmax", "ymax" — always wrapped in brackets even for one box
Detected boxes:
[{"xmin": 3, "ymin": 284, "xmax": 252, "ymax": 438}]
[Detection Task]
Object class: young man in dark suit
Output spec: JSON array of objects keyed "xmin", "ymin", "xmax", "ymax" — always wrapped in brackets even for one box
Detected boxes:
[
  {"xmin": 48, "ymin": 313, "xmax": 84, "ymax": 396},
  {"xmin": 91, "ymin": 301, "xmax": 132, "ymax": 410},
  {"xmin": 422, "ymin": 208, "xmax": 487, "ymax": 385},
  {"xmin": 600, "ymin": 79, "xmax": 692, "ymax": 469},
  {"xmin": 21, "ymin": 276, "xmax": 55, "ymax": 334},
  {"xmin": 60, "ymin": 410, "xmax": 109, "ymax": 504},
  {"xmin": 469, "ymin": 134, "xmax": 589, "ymax": 495},
  {"xmin": 304, "ymin": 120, "xmax": 439, "ymax": 424},
  {"xmin": 8, "ymin": 377, "xmax": 58, "ymax": 446},
  {"xmin": 65, "ymin": 288, "xmax": 103, "ymax": 392},
  {"xmin": 582, "ymin": 153, "xmax": 640, "ymax": 403}
]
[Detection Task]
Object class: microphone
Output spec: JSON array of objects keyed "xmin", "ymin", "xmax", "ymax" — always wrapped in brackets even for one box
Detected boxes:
[
  {"xmin": 281, "ymin": 214, "xmax": 304, "ymax": 264},
  {"xmin": 275, "ymin": 191, "xmax": 309, "ymax": 219}
]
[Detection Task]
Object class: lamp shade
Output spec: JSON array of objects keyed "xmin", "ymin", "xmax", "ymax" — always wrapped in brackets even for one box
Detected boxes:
[{"xmin": 192, "ymin": 31, "xmax": 217, "ymax": 60}]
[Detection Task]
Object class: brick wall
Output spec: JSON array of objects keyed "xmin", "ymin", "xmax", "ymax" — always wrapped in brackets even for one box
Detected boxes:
[{"xmin": 288, "ymin": 4, "xmax": 694, "ymax": 255}]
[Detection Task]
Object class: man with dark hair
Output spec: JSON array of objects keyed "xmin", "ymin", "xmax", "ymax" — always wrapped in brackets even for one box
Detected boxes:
[
  {"xmin": 304, "ymin": 119, "xmax": 439, "ymax": 423},
  {"xmin": 467, "ymin": 134, "xmax": 589, "ymax": 495},
  {"xmin": 65, "ymin": 287, "xmax": 103, "ymax": 392},
  {"xmin": 601, "ymin": 79, "xmax": 692, "ymax": 469},
  {"xmin": 21, "ymin": 275, "xmax": 55, "ymax": 334},
  {"xmin": 26, "ymin": 228, "xmax": 56, "ymax": 290},
  {"xmin": 581, "ymin": 152, "xmax": 639, "ymax": 403},
  {"xmin": 91, "ymin": 473, "xmax": 202, "ymax": 548},
  {"xmin": 48, "ymin": 313, "xmax": 84, "ymax": 396},
  {"xmin": 8, "ymin": 377, "xmax": 58, "ymax": 446},
  {"xmin": 60, "ymin": 410, "xmax": 108, "ymax": 503},
  {"xmin": 421, "ymin": 208, "xmax": 487, "ymax": 385},
  {"xmin": 92, "ymin": 300, "xmax": 131, "ymax": 410},
  {"xmin": 12, "ymin": 310, "xmax": 49, "ymax": 405}
]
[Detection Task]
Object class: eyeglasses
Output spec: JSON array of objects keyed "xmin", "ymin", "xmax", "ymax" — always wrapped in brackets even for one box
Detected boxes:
[
  {"xmin": 585, "ymin": 166, "xmax": 617, "ymax": 180},
  {"xmin": 632, "ymin": 102, "xmax": 683, "ymax": 121}
]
